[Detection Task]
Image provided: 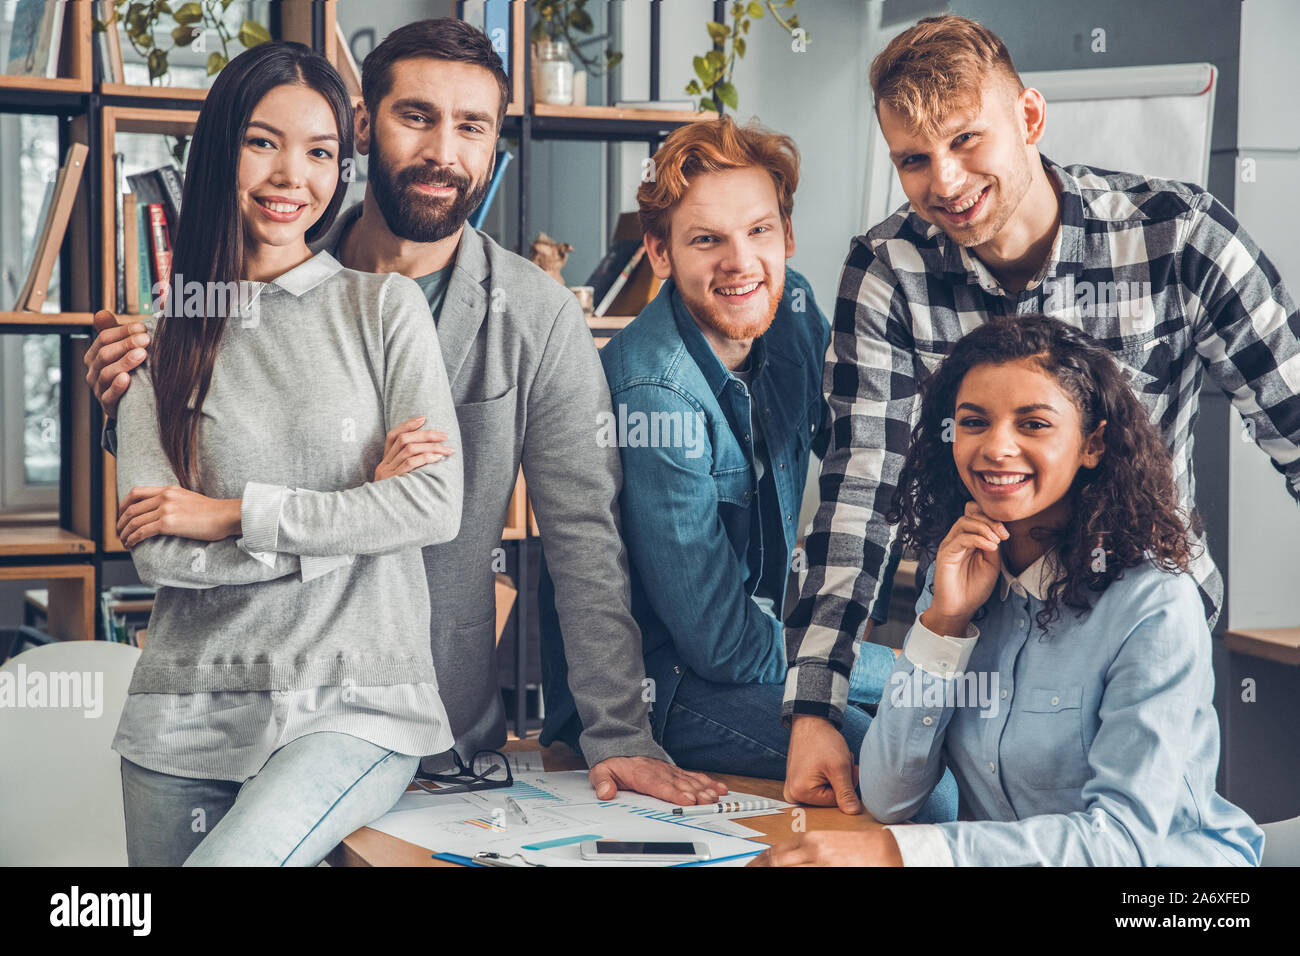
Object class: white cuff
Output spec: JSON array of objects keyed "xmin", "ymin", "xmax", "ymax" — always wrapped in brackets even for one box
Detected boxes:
[
  {"xmin": 903, "ymin": 618, "xmax": 979, "ymax": 680},
  {"xmin": 884, "ymin": 824, "xmax": 955, "ymax": 867},
  {"xmin": 300, "ymin": 554, "xmax": 356, "ymax": 583},
  {"xmin": 241, "ymin": 481, "xmax": 286, "ymax": 553},
  {"xmin": 236, "ymin": 537, "xmax": 279, "ymax": 568}
]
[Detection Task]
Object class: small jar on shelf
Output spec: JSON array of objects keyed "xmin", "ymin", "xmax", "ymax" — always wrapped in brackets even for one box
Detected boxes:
[{"xmin": 533, "ymin": 39, "xmax": 574, "ymax": 106}]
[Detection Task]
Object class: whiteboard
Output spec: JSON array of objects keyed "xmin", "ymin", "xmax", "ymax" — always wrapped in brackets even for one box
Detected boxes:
[{"xmin": 865, "ymin": 63, "xmax": 1218, "ymax": 229}]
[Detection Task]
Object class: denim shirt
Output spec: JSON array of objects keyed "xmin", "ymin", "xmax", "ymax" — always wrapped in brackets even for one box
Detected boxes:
[
  {"xmin": 860, "ymin": 557, "xmax": 1264, "ymax": 866},
  {"xmin": 593, "ymin": 270, "xmax": 830, "ymax": 738}
]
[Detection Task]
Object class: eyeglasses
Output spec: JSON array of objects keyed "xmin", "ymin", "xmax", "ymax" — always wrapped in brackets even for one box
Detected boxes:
[{"xmin": 412, "ymin": 748, "xmax": 513, "ymax": 796}]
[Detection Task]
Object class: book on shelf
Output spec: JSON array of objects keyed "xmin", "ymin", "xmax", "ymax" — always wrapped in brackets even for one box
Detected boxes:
[
  {"xmin": 136, "ymin": 203, "xmax": 153, "ymax": 314},
  {"xmin": 123, "ymin": 193, "xmax": 139, "ymax": 313},
  {"xmin": 586, "ymin": 212, "xmax": 662, "ymax": 319},
  {"xmin": 146, "ymin": 203, "xmax": 172, "ymax": 298},
  {"xmin": 114, "ymin": 153, "xmax": 126, "ymax": 312},
  {"xmin": 91, "ymin": 1, "xmax": 122, "ymax": 83},
  {"xmin": 127, "ymin": 164, "xmax": 183, "ymax": 229},
  {"xmin": 14, "ymin": 141, "xmax": 88, "ymax": 312},
  {"xmin": 99, "ymin": 585, "xmax": 155, "ymax": 647},
  {"xmin": 595, "ymin": 246, "xmax": 645, "ymax": 317},
  {"xmin": 585, "ymin": 237, "xmax": 643, "ymax": 306},
  {"xmin": 483, "ymin": 0, "xmax": 511, "ymax": 77},
  {"xmin": 468, "ymin": 149, "xmax": 513, "ymax": 230},
  {"xmin": 4, "ymin": 0, "xmax": 65, "ymax": 79}
]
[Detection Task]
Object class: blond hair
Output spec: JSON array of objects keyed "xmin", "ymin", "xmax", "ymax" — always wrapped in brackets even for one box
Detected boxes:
[{"xmin": 870, "ymin": 15, "xmax": 1024, "ymax": 137}]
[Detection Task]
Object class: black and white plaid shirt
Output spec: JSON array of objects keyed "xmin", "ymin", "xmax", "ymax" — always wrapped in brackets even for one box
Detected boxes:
[{"xmin": 783, "ymin": 155, "xmax": 1300, "ymax": 727}]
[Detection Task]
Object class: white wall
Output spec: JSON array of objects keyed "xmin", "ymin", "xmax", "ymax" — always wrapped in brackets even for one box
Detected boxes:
[
  {"xmin": 616, "ymin": 0, "xmax": 879, "ymax": 309},
  {"xmin": 1226, "ymin": 0, "xmax": 1300, "ymax": 629}
]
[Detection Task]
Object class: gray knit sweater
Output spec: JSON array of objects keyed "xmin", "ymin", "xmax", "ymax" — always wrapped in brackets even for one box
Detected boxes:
[{"xmin": 116, "ymin": 251, "xmax": 463, "ymax": 694}]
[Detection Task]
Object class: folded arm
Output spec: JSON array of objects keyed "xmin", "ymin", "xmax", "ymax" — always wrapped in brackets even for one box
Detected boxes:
[{"xmin": 239, "ymin": 275, "xmax": 464, "ymax": 557}]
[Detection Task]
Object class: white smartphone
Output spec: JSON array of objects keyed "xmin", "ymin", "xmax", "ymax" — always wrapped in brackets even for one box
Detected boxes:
[{"xmin": 578, "ymin": 840, "xmax": 710, "ymax": 863}]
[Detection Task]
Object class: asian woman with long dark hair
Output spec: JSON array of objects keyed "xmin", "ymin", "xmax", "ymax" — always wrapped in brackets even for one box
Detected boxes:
[{"xmin": 111, "ymin": 41, "xmax": 463, "ymax": 866}]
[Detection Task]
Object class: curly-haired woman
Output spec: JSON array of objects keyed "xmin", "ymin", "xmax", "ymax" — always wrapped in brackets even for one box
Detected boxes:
[{"xmin": 753, "ymin": 315, "xmax": 1262, "ymax": 866}]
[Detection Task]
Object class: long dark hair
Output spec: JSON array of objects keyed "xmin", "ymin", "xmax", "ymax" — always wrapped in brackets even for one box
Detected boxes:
[
  {"xmin": 886, "ymin": 315, "xmax": 1193, "ymax": 630},
  {"xmin": 150, "ymin": 41, "xmax": 354, "ymax": 489}
]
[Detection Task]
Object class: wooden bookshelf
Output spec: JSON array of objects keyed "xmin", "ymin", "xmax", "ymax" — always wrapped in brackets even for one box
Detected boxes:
[
  {"xmin": 0, "ymin": 1, "xmax": 92, "ymax": 95},
  {"xmin": 532, "ymin": 103, "xmax": 703, "ymax": 124},
  {"xmin": 0, "ymin": 312, "xmax": 94, "ymax": 327},
  {"xmin": 502, "ymin": 469, "xmax": 530, "ymax": 540},
  {"xmin": 98, "ymin": 82, "xmax": 207, "ymax": 102},
  {"xmin": 102, "ymin": 449, "xmax": 125, "ymax": 553},
  {"xmin": 587, "ymin": 314, "xmax": 636, "ymax": 332},
  {"xmin": 0, "ymin": 564, "xmax": 94, "ymax": 640},
  {"xmin": 0, "ymin": 526, "xmax": 93, "ymax": 557},
  {"xmin": 97, "ymin": 106, "xmax": 200, "ymax": 314},
  {"xmin": 98, "ymin": 0, "xmax": 311, "ymax": 103},
  {"xmin": 505, "ymin": 0, "xmax": 525, "ymax": 116}
]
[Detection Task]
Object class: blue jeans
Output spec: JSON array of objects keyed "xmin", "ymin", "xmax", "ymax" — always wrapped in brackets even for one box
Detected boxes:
[
  {"xmin": 656, "ymin": 666, "xmax": 960, "ymax": 825},
  {"xmin": 119, "ymin": 731, "xmax": 419, "ymax": 866}
]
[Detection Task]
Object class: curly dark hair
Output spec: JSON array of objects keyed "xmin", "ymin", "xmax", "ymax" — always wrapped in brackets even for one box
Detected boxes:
[{"xmin": 886, "ymin": 315, "xmax": 1193, "ymax": 630}]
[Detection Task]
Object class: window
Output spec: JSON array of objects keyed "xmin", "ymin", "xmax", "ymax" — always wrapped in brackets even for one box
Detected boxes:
[
  {"xmin": 0, "ymin": 108, "xmax": 60, "ymax": 514},
  {"xmin": 0, "ymin": 333, "xmax": 59, "ymax": 512}
]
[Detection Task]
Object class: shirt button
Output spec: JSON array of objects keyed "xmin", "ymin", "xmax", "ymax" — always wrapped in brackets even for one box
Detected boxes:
[
  {"xmin": 673, "ymin": 665, "xmax": 681, "ymax": 674},
  {"xmin": 743, "ymin": 434, "xmax": 750, "ymax": 442},
  {"xmin": 1019, "ymin": 618, "xmax": 1028, "ymax": 629},
  {"xmin": 937, "ymin": 659, "xmax": 950, "ymax": 670},
  {"xmin": 1050, "ymin": 695, "xmax": 1060, "ymax": 707},
  {"xmin": 778, "ymin": 463, "xmax": 785, "ymax": 470},
  {"xmin": 765, "ymin": 408, "xmax": 772, "ymax": 417},
  {"xmin": 988, "ymin": 762, "xmax": 996, "ymax": 774},
  {"xmin": 734, "ymin": 382, "xmax": 744, "ymax": 391},
  {"xmin": 922, "ymin": 716, "xmax": 934, "ymax": 726},
  {"xmin": 1000, "ymin": 689, "xmax": 1008, "ymax": 699},
  {"xmin": 809, "ymin": 423, "xmax": 816, "ymax": 434}
]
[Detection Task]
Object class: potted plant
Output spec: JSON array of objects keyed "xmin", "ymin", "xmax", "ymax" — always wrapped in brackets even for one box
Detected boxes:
[
  {"xmin": 95, "ymin": 1, "xmax": 271, "ymax": 86},
  {"xmin": 529, "ymin": 0, "xmax": 622, "ymax": 105},
  {"xmin": 687, "ymin": 0, "xmax": 807, "ymax": 115}
]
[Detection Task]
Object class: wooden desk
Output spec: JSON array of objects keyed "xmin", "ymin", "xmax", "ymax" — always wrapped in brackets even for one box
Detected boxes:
[{"xmin": 327, "ymin": 740, "xmax": 883, "ymax": 867}]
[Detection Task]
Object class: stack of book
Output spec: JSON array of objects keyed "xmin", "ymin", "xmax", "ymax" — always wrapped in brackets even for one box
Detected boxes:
[
  {"xmin": 584, "ymin": 212, "xmax": 661, "ymax": 319},
  {"xmin": 115, "ymin": 161, "xmax": 183, "ymax": 314},
  {"xmin": 99, "ymin": 586, "xmax": 155, "ymax": 647}
]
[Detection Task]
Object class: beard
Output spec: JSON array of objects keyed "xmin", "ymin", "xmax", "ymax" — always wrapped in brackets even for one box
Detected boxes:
[
  {"xmin": 675, "ymin": 263, "xmax": 785, "ymax": 342},
  {"xmin": 367, "ymin": 135, "xmax": 492, "ymax": 242}
]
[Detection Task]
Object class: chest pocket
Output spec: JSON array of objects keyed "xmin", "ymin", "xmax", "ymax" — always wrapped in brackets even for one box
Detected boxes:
[
  {"xmin": 713, "ymin": 464, "xmax": 753, "ymax": 507},
  {"xmin": 452, "ymin": 387, "xmax": 518, "ymax": 529},
  {"xmin": 1114, "ymin": 330, "xmax": 1187, "ymax": 397},
  {"xmin": 1005, "ymin": 684, "xmax": 1091, "ymax": 791}
]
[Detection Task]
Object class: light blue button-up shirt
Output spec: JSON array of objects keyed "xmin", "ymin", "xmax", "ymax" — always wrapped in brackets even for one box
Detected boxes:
[{"xmin": 860, "ymin": 553, "xmax": 1263, "ymax": 866}]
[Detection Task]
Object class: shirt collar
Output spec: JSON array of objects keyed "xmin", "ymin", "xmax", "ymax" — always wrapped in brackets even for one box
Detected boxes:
[
  {"xmin": 244, "ymin": 250, "xmax": 344, "ymax": 305},
  {"xmin": 269, "ymin": 250, "xmax": 343, "ymax": 296},
  {"xmin": 998, "ymin": 550, "xmax": 1060, "ymax": 602}
]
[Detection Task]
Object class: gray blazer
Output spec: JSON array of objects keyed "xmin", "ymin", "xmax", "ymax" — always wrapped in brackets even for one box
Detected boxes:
[{"xmin": 315, "ymin": 206, "xmax": 666, "ymax": 766}]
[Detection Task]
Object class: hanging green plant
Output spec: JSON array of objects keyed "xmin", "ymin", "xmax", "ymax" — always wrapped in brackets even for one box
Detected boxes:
[
  {"xmin": 686, "ymin": 0, "xmax": 807, "ymax": 114},
  {"xmin": 529, "ymin": 0, "xmax": 622, "ymax": 75},
  {"xmin": 94, "ymin": 1, "xmax": 271, "ymax": 84}
]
